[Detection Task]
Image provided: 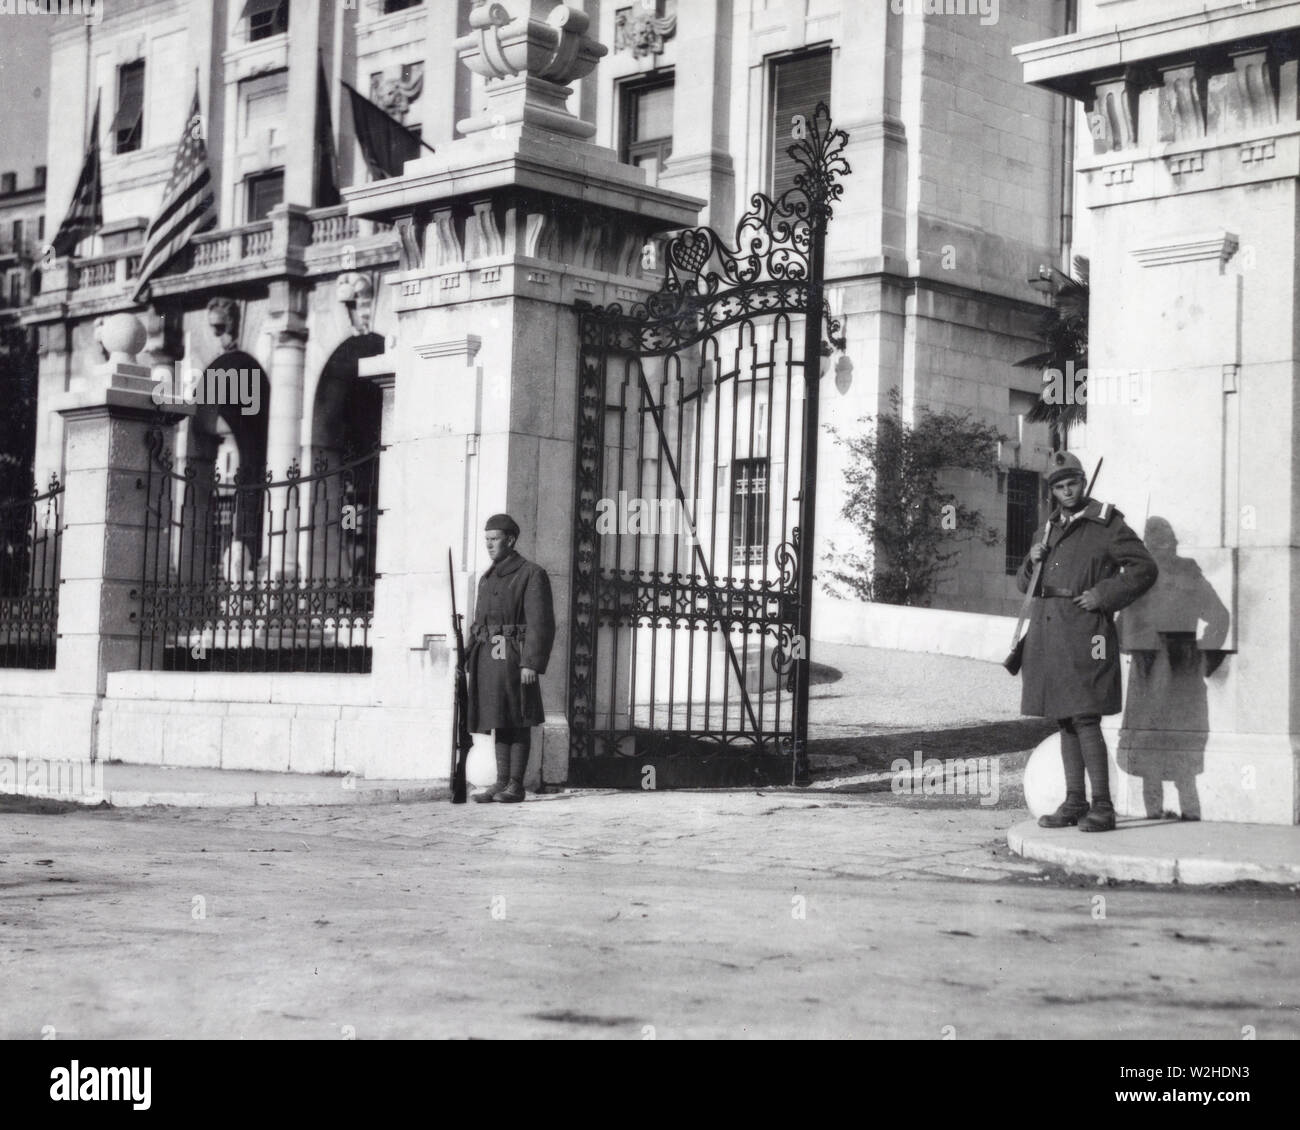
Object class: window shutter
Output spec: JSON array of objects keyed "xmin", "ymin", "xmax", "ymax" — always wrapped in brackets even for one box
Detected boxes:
[
  {"xmin": 113, "ymin": 61, "xmax": 145, "ymax": 152},
  {"xmin": 770, "ymin": 50, "xmax": 832, "ymax": 202}
]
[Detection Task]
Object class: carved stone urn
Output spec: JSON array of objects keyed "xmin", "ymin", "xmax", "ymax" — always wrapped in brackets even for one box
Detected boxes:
[{"xmin": 455, "ymin": 0, "xmax": 607, "ymax": 139}]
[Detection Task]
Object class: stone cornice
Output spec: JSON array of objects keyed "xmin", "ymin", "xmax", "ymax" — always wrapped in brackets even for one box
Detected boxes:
[
  {"xmin": 0, "ymin": 186, "xmax": 45, "ymax": 207},
  {"xmin": 1130, "ymin": 230, "xmax": 1239, "ymax": 268},
  {"xmin": 1014, "ymin": 0, "xmax": 1300, "ymax": 98},
  {"xmin": 1079, "ymin": 121, "xmax": 1300, "ymax": 207},
  {"xmin": 413, "ymin": 336, "xmax": 482, "ymax": 363},
  {"xmin": 146, "ymin": 255, "xmax": 308, "ymax": 299},
  {"xmin": 221, "ymin": 32, "xmax": 289, "ymax": 82},
  {"xmin": 356, "ymin": 3, "xmax": 428, "ymax": 51},
  {"xmin": 344, "ymin": 130, "xmax": 703, "ymax": 232},
  {"xmin": 387, "ymin": 255, "xmax": 660, "ymax": 314}
]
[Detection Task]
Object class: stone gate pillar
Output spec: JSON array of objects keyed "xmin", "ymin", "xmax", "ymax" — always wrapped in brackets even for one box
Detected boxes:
[
  {"xmin": 49, "ymin": 315, "xmax": 194, "ymax": 763},
  {"xmin": 1017, "ymin": 0, "xmax": 1300, "ymax": 824},
  {"xmin": 345, "ymin": 0, "xmax": 701, "ymax": 786}
]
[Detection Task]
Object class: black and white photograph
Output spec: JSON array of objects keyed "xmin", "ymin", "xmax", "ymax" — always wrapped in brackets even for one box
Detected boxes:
[{"xmin": 0, "ymin": 0, "xmax": 1295, "ymax": 1083}]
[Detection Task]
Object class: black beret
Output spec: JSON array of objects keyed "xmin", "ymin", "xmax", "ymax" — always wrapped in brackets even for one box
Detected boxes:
[{"xmin": 484, "ymin": 513, "xmax": 520, "ymax": 537}]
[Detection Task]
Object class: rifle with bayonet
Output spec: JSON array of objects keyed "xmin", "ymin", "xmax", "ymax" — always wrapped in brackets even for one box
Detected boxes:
[{"xmin": 448, "ymin": 549, "xmax": 472, "ymax": 803}]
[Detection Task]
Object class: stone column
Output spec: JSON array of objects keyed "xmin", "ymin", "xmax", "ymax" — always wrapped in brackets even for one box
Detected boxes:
[
  {"xmin": 657, "ymin": 0, "xmax": 735, "ymax": 230},
  {"xmin": 48, "ymin": 314, "xmax": 194, "ymax": 761},
  {"xmin": 344, "ymin": 0, "xmax": 702, "ymax": 785},
  {"xmin": 423, "ymin": 0, "xmax": 468, "ymax": 150},
  {"xmin": 265, "ymin": 279, "xmax": 308, "ymax": 578},
  {"xmin": 1016, "ymin": 5, "xmax": 1300, "ymax": 824},
  {"xmin": 284, "ymin": 0, "xmax": 323, "ymax": 205},
  {"xmin": 29, "ymin": 318, "xmax": 73, "ymax": 497}
]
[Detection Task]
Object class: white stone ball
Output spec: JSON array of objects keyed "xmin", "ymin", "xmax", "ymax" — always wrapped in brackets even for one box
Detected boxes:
[
  {"xmin": 1022, "ymin": 732, "xmax": 1091, "ymax": 817},
  {"xmin": 99, "ymin": 312, "xmax": 147, "ymax": 362}
]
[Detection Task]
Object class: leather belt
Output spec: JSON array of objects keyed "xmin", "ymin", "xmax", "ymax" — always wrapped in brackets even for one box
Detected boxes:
[
  {"xmin": 1039, "ymin": 586, "xmax": 1077, "ymax": 598},
  {"xmin": 471, "ymin": 623, "xmax": 527, "ymax": 642}
]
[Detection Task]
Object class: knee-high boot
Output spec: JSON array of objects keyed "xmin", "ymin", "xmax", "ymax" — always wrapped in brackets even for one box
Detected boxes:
[
  {"xmin": 1037, "ymin": 718, "xmax": 1091, "ymax": 828},
  {"xmin": 496, "ymin": 729, "xmax": 531, "ymax": 804},
  {"xmin": 1075, "ymin": 715, "xmax": 1115, "ymax": 831}
]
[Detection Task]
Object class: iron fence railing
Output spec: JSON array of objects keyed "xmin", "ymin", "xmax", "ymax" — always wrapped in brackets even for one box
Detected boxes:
[
  {"xmin": 0, "ymin": 476, "xmax": 63, "ymax": 669},
  {"xmin": 136, "ymin": 430, "xmax": 380, "ymax": 673}
]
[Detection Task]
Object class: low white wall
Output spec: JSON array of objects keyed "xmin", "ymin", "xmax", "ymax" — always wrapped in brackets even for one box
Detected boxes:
[
  {"xmin": 0, "ymin": 671, "xmax": 90, "ymax": 759},
  {"xmin": 98, "ymin": 656, "xmax": 449, "ymax": 780},
  {"xmin": 812, "ymin": 593, "xmax": 1017, "ymax": 663}
]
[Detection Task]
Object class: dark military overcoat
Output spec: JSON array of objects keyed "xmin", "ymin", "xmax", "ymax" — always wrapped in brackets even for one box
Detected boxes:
[
  {"xmin": 467, "ymin": 550, "xmax": 556, "ymax": 733},
  {"xmin": 1016, "ymin": 499, "xmax": 1158, "ymax": 719}
]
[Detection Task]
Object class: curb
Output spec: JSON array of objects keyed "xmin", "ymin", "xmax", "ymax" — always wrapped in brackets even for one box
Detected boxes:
[
  {"xmin": 2, "ymin": 785, "xmax": 450, "ymax": 809},
  {"xmin": 1007, "ymin": 819, "xmax": 1300, "ymax": 886},
  {"xmin": 106, "ymin": 785, "xmax": 449, "ymax": 808}
]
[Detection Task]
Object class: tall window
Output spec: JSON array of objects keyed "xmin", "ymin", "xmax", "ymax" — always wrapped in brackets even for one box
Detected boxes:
[
  {"xmin": 1005, "ymin": 470, "xmax": 1041, "ymax": 574},
  {"xmin": 11, "ymin": 220, "xmax": 22, "ymax": 247},
  {"xmin": 769, "ymin": 49, "xmax": 832, "ymax": 201},
  {"xmin": 619, "ymin": 74, "xmax": 674, "ymax": 188},
  {"xmin": 246, "ymin": 170, "xmax": 284, "ymax": 221},
  {"xmin": 0, "ymin": 173, "xmax": 14, "ymax": 194},
  {"xmin": 241, "ymin": 71, "xmax": 288, "ymax": 150},
  {"xmin": 243, "ymin": 0, "xmax": 289, "ymax": 41},
  {"xmin": 113, "ymin": 60, "xmax": 145, "ymax": 154},
  {"xmin": 731, "ymin": 458, "xmax": 769, "ymax": 567}
]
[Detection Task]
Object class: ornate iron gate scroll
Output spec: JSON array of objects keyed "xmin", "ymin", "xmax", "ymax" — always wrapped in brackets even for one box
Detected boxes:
[{"xmin": 568, "ymin": 104, "xmax": 849, "ymax": 788}]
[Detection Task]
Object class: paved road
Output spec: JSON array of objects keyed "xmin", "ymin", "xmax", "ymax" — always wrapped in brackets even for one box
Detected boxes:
[{"xmin": 2, "ymin": 789, "xmax": 1296, "ymax": 1040}]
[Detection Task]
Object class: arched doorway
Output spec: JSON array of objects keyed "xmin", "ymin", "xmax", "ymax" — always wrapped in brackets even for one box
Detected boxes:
[
  {"xmin": 187, "ymin": 349, "xmax": 271, "ymax": 582},
  {"xmin": 310, "ymin": 333, "xmax": 384, "ymax": 465},
  {"xmin": 307, "ymin": 333, "xmax": 384, "ymax": 584}
]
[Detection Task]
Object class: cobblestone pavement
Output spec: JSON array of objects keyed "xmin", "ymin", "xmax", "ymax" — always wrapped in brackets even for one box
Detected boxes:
[{"xmin": 2, "ymin": 788, "xmax": 1296, "ymax": 1040}]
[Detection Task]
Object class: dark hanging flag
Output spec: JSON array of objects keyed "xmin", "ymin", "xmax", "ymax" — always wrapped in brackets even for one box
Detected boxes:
[
  {"xmin": 132, "ymin": 81, "xmax": 217, "ymax": 304},
  {"xmin": 51, "ymin": 95, "xmax": 103, "ymax": 258},
  {"xmin": 314, "ymin": 59, "xmax": 341, "ymax": 207},
  {"xmin": 342, "ymin": 80, "xmax": 431, "ymax": 181}
]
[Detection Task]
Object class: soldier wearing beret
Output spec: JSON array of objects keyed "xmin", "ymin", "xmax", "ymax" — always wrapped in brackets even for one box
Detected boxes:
[
  {"xmin": 467, "ymin": 514, "xmax": 556, "ymax": 803},
  {"xmin": 1017, "ymin": 452, "xmax": 1158, "ymax": 832}
]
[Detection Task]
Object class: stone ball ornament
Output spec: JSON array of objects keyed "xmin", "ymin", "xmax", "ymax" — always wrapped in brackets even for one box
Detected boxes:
[{"xmin": 98, "ymin": 312, "xmax": 148, "ymax": 363}]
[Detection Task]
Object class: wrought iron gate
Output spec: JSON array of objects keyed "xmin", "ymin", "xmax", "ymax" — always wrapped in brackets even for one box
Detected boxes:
[{"xmin": 568, "ymin": 104, "xmax": 849, "ymax": 788}]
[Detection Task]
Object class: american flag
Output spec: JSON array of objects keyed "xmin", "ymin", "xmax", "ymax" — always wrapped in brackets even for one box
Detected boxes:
[
  {"xmin": 132, "ymin": 83, "xmax": 217, "ymax": 303},
  {"xmin": 51, "ymin": 95, "xmax": 102, "ymax": 258}
]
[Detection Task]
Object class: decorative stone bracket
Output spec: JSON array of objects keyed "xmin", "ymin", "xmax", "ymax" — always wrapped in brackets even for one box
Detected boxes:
[
  {"xmin": 399, "ymin": 193, "xmax": 656, "ymax": 279},
  {"xmin": 1085, "ymin": 41, "xmax": 1295, "ymax": 154}
]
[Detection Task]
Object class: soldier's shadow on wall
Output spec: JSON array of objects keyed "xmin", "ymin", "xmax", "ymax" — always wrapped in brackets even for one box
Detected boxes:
[{"xmin": 1116, "ymin": 517, "xmax": 1231, "ymax": 820}]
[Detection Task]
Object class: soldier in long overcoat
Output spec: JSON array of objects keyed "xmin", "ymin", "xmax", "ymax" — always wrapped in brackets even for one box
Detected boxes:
[
  {"xmin": 1017, "ymin": 452, "xmax": 1158, "ymax": 831},
  {"xmin": 467, "ymin": 513, "xmax": 556, "ymax": 804}
]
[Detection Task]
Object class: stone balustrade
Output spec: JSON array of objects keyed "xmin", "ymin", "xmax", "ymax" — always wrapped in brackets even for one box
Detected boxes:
[
  {"xmin": 68, "ymin": 253, "xmax": 140, "ymax": 292},
  {"xmin": 29, "ymin": 205, "xmax": 399, "ymax": 315}
]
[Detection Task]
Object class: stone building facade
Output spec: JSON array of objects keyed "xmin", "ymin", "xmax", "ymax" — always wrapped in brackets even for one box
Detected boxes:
[
  {"xmin": 5, "ymin": 0, "xmax": 1077, "ymax": 784},
  {"xmin": 1018, "ymin": 0, "xmax": 1300, "ymax": 824},
  {"xmin": 29, "ymin": 0, "xmax": 1071, "ymax": 617}
]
